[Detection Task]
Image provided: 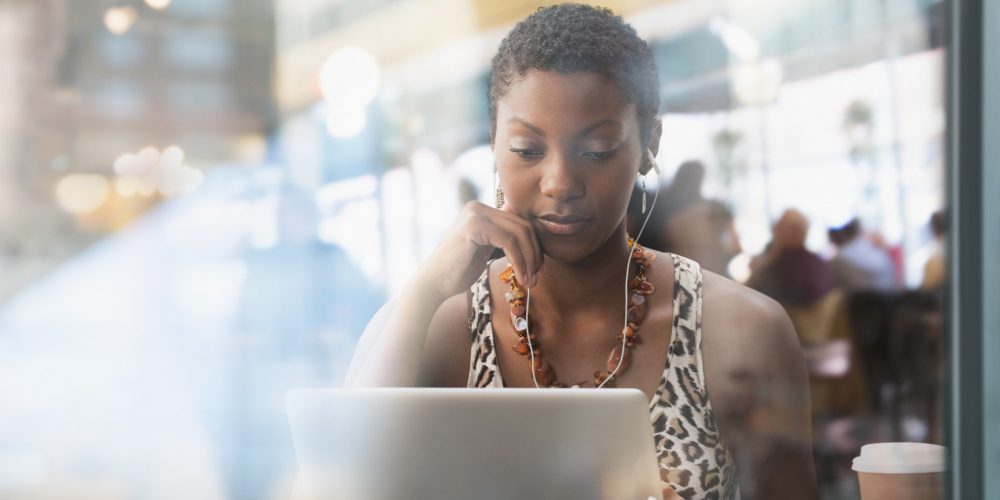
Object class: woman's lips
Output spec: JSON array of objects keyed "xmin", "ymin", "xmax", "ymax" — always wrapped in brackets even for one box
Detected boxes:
[{"xmin": 536, "ymin": 216, "xmax": 591, "ymax": 235}]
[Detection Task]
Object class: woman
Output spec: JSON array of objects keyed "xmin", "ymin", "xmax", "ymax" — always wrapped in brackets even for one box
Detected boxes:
[{"xmin": 347, "ymin": 5, "xmax": 816, "ymax": 499}]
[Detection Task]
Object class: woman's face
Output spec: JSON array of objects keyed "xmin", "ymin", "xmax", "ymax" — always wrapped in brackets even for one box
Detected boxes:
[{"xmin": 494, "ymin": 70, "xmax": 645, "ymax": 262}]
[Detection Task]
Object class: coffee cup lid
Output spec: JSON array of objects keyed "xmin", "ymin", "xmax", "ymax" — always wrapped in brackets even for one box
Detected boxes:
[{"xmin": 852, "ymin": 442, "xmax": 946, "ymax": 474}]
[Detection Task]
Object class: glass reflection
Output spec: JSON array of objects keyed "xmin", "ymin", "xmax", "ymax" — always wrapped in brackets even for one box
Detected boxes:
[{"xmin": 0, "ymin": 0, "xmax": 951, "ymax": 498}]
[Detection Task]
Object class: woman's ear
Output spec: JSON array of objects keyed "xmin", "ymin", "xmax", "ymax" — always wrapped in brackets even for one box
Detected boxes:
[
  {"xmin": 647, "ymin": 118, "xmax": 662, "ymax": 158},
  {"xmin": 640, "ymin": 119, "xmax": 663, "ymax": 175}
]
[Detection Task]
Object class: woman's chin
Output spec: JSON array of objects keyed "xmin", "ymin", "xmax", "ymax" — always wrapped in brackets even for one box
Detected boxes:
[{"xmin": 539, "ymin": 235, "xmax": 603, "ymax": 264}]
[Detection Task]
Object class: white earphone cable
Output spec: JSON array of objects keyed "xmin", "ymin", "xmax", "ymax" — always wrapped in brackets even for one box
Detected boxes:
[{"xmin": 599, "ymin": 168, "xmax": 660, "ymax": 388}]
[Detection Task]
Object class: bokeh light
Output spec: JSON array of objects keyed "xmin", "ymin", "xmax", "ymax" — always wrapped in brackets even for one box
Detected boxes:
[
  {"xmin": 732, "ymin": 58, "xmax": 784, "ymax": 105},
  {"xmin": 324, "ymin": 104, "xmax": 366, "ymax": 139},
  {"xmin": 709, "ymin": 17, "xmax": 760, "ymax": 61},
  {"xmin": 144, "ymin": 0, "xmax": 172, "ymax": 10},
  {"xmin": 113, "ymin": 145, "xmax": 203, "ymax": 196},
  {"xmin": 319, "ymin": 47, "xmax": 380, "ymax": 108},
  {"xmin": 319, "ymin": 47, "xmax": 379, "ymax": 139},
  {"xmin": 55, "ymin": 174, "xmax": 111, "ymax": 214},
  {"xmin": 103, "ymin": 7, "xmax": 137, "ymax": 36}
]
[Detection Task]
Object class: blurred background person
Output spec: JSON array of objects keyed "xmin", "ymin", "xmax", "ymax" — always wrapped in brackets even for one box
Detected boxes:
[
  {"xmin": 921, "ymin": 209, "xmax": 947, "ymax": 291},
  {"xmin": 748, "ymin": 208, "xmax": 833, "ymax": 307},
  {"xmin": 630, "ymin": 159, "xmax": 742, "ymax": 277},
  {"xmin": 664, "ymin": 196, "xmax": 742, "ymax": 277},
  {"xmin": 827, "ymin": 217, "xmax": 899, "ymax": 292},
  {"xmin": 659, "ymin": 159, "xmax": 707, "ymax": 219},
  {"xmin": 629, "ymin": 160, "xmax": 705, "ymax": 253}
]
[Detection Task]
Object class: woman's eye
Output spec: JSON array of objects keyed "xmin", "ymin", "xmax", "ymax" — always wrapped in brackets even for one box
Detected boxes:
[
  {"xmin": 510, "ymin": 148, "xmax": 543, "ymax": 159},
  {"xmin": 581, "ymin": 149, "xmax": 618, "ymax": 161}
]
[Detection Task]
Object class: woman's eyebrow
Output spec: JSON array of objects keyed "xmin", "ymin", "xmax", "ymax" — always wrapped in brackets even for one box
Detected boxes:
[
  {"xmin": 505, "ymin": 117, "xmax": 622, "ymax": 139},
  {"xmin": 576, "ymin": 118, "xmax": 621, "ymax": 138},
  {"xmin": 506, "ymin": 118, "xmax": 546, "ymax": 138}
]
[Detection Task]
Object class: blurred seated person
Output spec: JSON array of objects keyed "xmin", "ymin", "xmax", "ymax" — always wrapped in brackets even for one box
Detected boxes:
[
  {"xmin": 630, "ymin": 160, "xmax": 706, "ymax": 253},
  {"xmin": 632, "ymin": 160, "xmax": 742, "ymax": 277},
  {"xmin": 658, "ymin": 160, "xmax": 705, "ymax": 217},
  {"xmin": 827, "ymin": 218, "xmax": 898, "ymax": 292},
  {"xmin": 666, "ymin": 198, "xmax": 741, "ymax": 278},
  {"xmin": 920, "ymin": 209, "xmax": 947, "ymax": 291},
  {"xmin": 748, "ymin": 208, "xmax": 833, "ymax": 307}
]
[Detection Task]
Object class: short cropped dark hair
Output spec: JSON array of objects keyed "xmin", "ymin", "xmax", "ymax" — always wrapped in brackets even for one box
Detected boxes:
[{"xmin": 488, "ymin": 3, "xmax": 660, "ymax": 145}]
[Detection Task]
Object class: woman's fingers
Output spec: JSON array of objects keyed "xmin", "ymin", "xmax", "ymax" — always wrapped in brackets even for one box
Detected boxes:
[
  {"xmin": 454, "ymin": 201, "xmax": 544, "ymax": 293},
  {"xmin": 500, "ymin": 201, "xmax": 545, "ymax": 286},
  {"xmin": 498, "ymin": 204, "xmax": 544, "ymax": 287},
  {"xmin": 499, "ymin": 219, "xmax": 539, "ymax": 287},
  {"xmin": 528, "ymin": 224, "xmax": 543, "ymax": 284},
  {"xmin": 500, "ymin": 203, "xmax": 543, "ymax": 285}
]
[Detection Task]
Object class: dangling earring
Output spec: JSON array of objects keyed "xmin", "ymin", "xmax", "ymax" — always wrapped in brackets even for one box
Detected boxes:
[
  {"xmin": 641, "ymin": 175, "xmax": 647, "ymax": 214},
  {"xmin": 493, "ymin": 165, "xmax": 505, "ymax": 208}
]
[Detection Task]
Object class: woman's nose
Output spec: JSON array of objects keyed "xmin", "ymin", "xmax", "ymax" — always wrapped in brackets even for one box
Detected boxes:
[{"xmin": 538, "ymin": 156, "xmax": 584, "ymax": 201}]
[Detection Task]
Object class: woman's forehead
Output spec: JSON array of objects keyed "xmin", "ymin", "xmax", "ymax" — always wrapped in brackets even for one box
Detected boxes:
[{"xmin": 496, "ymin": 70, "xmax": 637, "ymax": 135}]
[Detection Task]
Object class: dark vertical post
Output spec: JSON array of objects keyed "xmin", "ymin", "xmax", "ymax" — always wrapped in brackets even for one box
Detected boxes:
[
  {"xmin": 945, "ymin": 0, "xmax": 985, "ymax": 498},
  {"xmin": 979, "ymin": 0, "xmax": 1000, "ymax": 496}
]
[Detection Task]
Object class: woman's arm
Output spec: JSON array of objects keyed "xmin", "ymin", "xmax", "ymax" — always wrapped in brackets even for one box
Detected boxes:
[
  {"xmin": 702, "ymin": 274, "xmax": 818, "ymax": 499},
  {"xmin": 344, "ymin": 283, "xmax": 454, "ymax": 387},
  {"xmin": 749, "ymin": 304, "xmax": 818, "ymax": 499},
  {"xmin": 343, "ymin": 281, "xmax": 449, "ymax": 387},
  {"xmin": 343, "ymin": 202, "xmax": 543, "ymax": 388},
  {"xmin": 344, "ymin": 298, "xmax": 395, "ymax": 386}
]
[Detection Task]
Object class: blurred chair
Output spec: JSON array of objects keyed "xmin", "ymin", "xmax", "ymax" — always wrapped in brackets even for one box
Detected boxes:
[
  {"xmin": 846, "ymin": 291, "xmax": 896, "ymax": 414},
  {"xmin": 847, "ymin": 290, "xmax": 943, "ymax": 442},
  {"xmin": 785, "ymin": 289, "xmax": 873, "ymax": 495},
  {"xmin": 785, "ymin": 289, "xmax": 871, "ymax": 424},
  {"xmin": 886, "ymin": 291, "xmax": 944, "ymax": 442}
]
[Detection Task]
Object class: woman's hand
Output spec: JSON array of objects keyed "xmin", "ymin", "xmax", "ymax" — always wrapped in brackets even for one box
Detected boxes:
[
  {"xmin": 346, "ymin": 201, "xmax": 543, "ymax": 387},
  {"xmin": 417, "ymin": 201, "xmax": 543, "ymax": 302}
]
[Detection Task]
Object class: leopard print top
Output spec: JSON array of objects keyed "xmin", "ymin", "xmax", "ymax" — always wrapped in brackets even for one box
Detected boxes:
[{"xmin": 465, "ymin": 253, "xmax": 740, "ymax": 499}]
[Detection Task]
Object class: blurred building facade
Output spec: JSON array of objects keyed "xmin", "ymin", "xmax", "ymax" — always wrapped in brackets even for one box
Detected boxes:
[{"xmin": 0, "ymin": 0, "xmax": 275, "ymax": 301}]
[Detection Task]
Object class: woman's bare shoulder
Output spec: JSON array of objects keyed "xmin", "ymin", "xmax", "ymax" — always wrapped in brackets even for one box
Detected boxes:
[
  {"xmin": 700, "ymin": 268, "xmax": 802, "ymax": 372},
  {"xmin": 703, "ymin": 269, "xmax": 783, "ymax": 319}
]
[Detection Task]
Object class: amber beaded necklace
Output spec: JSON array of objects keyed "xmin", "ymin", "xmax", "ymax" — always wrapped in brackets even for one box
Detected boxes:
[{"xmin": 498, "ymin": 236, "xmax": 656, "ymax": 388}]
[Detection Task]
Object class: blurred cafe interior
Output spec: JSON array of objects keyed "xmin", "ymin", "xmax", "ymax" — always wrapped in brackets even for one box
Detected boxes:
[{"xmin": 0, "ymin": 0, "xmax": 996, "ymax": 499}]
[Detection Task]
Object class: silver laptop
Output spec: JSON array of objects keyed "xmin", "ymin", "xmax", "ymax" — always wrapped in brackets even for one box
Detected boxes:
[{"xmin": 286, "ymin": 388, "xmax": 663, "ymax": 500}]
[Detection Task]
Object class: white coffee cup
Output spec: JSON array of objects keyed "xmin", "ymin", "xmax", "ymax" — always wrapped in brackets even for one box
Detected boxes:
[{"xmin": 852, "ymin": 442, "xmax": 946, "ymax": 500}]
